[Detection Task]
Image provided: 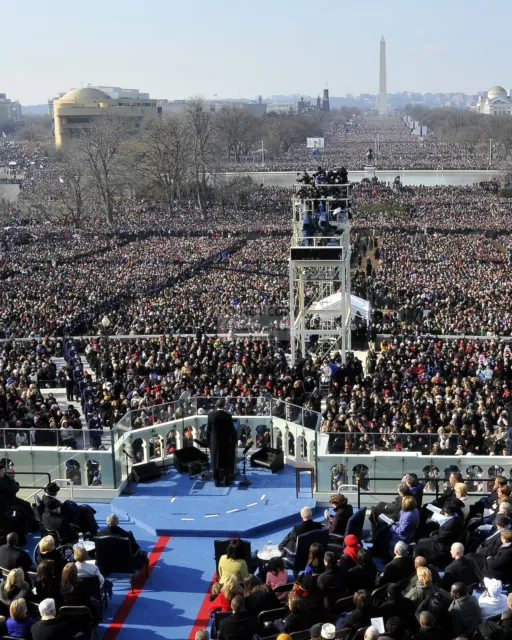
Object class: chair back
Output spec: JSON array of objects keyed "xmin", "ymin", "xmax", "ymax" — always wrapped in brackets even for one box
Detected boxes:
[
  {"xmin": 273, "ymin": 582, "xmax": 294, "ymax": 596},
  {"xmin": 257, "ymin": 606, "xmax": 287, "ymax": 625},
  {"xmin": 211, "ymin": 610, "xmax": 231, "ymax": 639},
  {"xmin": 344, "ymin": 507, "xmax": 367, "ymax": 540},
  {"xmin": 93, "ymin": 535, "xmax": 134, "ymax": 575},
  {"xmin": 290, "ymin": 631, "xmax": 312, "ymax": 640},
  {"xmin": 323, "ymin": 585, "xmax": 345, "ymax": 611},
  {"xmin": 334, "ymin": 594, "xmax": 355, "ymax": 614},
  {"xmin": 352, "ymin": 627, "xmax": 369, "ymax": 640},
  {"xmin": 78, "ymin": 574, "xmax": 102, "ymax": 601},
  {"xmin": 371, "ymin": 584, "xmax": 388, "ymax": 603},
  {"xmin": 213, "ymin": 538, "xmax": 252, "ymax": 573},
  {"xmin": 288, "ymin": 528, "xmax": 330, "ymax": 574},
  {"xmin": 58, "ymin": 605, "xmax": 94, "ymax": 636}
]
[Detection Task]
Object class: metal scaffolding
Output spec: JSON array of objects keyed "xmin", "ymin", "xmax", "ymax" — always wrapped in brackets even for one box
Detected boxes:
[{"xmin": 289, "ymin": 183, "xmax": 352, "ymax": 365}]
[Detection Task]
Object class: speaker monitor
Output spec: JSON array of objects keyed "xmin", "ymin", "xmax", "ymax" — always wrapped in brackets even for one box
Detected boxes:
[
  {"xmin": 173, "ymin": 446, "xmax": 208, "ymax": 474},
  {"xmin": 131, "ymin": 461, "xmax": 161, "ymax": 483},
  {"xmin": 250, "ymin": 446, "xmax": 284, "ymax": 474}
]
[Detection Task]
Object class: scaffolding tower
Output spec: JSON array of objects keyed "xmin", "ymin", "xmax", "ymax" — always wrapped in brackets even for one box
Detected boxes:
[{"xmin": 289, "ymin": 183, "xmax": 352, "ymax": 365}]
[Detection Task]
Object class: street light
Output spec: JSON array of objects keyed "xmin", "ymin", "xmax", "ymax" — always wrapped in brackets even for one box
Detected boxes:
[{"xmin": 101, "ymin": 316, "xmax": 111, "ymax": 363}]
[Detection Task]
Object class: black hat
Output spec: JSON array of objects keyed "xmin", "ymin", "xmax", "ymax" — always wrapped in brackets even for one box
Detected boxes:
[{"xmin": 45, "ymin": 482, "xmax": 60, "ymax": 496}]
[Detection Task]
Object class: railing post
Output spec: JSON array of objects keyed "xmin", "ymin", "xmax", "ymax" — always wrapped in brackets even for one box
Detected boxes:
[{"xmin": 357, "ymin": 477, "xmax": 361, "ymax": 510}]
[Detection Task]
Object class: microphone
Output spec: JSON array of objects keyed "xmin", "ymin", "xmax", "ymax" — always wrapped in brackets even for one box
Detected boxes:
[{"xmin": 242, "ymin": 442, "xmax": 252, "ymax": 456}]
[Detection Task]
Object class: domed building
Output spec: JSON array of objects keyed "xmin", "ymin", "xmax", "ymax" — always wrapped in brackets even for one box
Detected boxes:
[
  {"xmin": 51, "ymin": 86, "xmax": 160, "ymax": 148},
  {"xmin": 477, "ymin": 86, "xmax": 512, "ymax": 115}
]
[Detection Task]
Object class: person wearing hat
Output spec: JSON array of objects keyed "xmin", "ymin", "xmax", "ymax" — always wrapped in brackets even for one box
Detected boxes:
[
  {"xmin": 41, "ymin": 498, "xmax": 79, "ymax": 544},
  {"xmin": 324, "ymin": 494, "xmax": 353, "ymax": 537},
  {"xmin": 478, "ymin": 577, "xmax": 508, "ymax": 620},
  {"xmin": 41, "ymin": 482, "xmax": 60, "ymax": 512},
  {"xmin": 0, "ymin": 464, "xmax": 38, "ymax": 533}
]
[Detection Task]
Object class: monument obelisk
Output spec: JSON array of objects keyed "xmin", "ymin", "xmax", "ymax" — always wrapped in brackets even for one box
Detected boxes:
[{"xmin": 378, "ymin": 35, "xmax": 387, "ymax": 115}]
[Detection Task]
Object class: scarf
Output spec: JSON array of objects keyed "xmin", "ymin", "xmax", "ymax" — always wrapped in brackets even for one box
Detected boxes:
[{"xmin": 343, "ymin": 534, "xmax": 361, "ymax": 563}]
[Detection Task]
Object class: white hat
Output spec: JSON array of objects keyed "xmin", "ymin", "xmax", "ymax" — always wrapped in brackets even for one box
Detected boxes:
[
  {"xmin": 483, "ymin": 577, "xmax": 502, "ymax": 598},
  {"xmin": 321, "ymin": 623, "xmax": 336, "ymax": 640}
]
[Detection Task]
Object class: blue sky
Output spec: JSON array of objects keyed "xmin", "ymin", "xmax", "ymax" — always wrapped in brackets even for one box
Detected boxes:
[{"xmin": 4, "ymin": 0, "xmax": 511, "ymax": 104}]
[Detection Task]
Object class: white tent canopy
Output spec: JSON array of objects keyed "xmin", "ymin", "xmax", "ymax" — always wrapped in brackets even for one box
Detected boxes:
[{"xmin": 311, "ymin": 292, "xmax": 370, "ymax": 322}]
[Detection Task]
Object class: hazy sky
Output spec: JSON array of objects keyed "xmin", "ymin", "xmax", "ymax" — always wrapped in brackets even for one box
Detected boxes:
[{"xmin": 4, "ymin": 0, "xmax": 511, "ymax": 104}]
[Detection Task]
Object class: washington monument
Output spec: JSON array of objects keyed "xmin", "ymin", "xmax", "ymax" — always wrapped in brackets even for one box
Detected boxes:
[{"xmin": 379, "ymin": 35, "xmax": 387, "ymax": 115}]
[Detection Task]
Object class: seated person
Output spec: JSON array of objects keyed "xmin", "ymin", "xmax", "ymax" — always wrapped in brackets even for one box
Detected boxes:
[
  {"xmin": 36, "ymin": 536, "xmax": 66, "ymax": 577},
  {"xmin": 442, "ymin": 542, "xmax": 478, "ymax": 590},
  {"xmin": 404, "ymin": 567, "xmax": 436, "ymax": 606},
  {"xmin": 73, "ymin": 544, "xmax": 105, "ymax": 587},
  {"xmin": 468, "ymin": 529, "xmax": 512, "ymax": 583},
  {"xmin": 454, "ymin": 483, "xmax": 470, "ymax": 520},
  {"xmin": 0, "ymin": 532, "xmax": 34, "ymax": 576},
  {"xmin": 317, "ymin": 551, "xmax": 342, "ymax": 605},
  {"xmin": 6, "ymin": 597, "xmax": 35, "ymax": 640},
  {"xmin": 414, "ymin": 502, "xmax": 464, "ymax": 566},
  {"xmin": 339, "ymin": 534, "xmax": 362, "ymax": 577},
  {"xmin": 337, "ymin": 589, "xmax": 374, "ymax": 633},
  {"xmin": 377, "ymin": 583, "xmax": 416, "ymax": 621},
  {"xmin": 478, "ymin": 578, "xmax": 508, "ymax": 620},
  {"xmin": 0, "ymin": 568, "xmax": 32, "ymax": 613},
  {"xmin": 218, "ymin": 595, "xmax": 257, "ymax": 640},
  {"xmin": 324, "ymin": 494, "xmax": 353, "ymax": 536},
  {"xmin": 218, "ymin": 539, "xmax": 249, "ymax": 583},
  {"xmin": 97, "ymin": 513, "xmax": 148, "ymax": 570},
  {"xmin": 41, "ymin": 498, "xmax": 79, "ymax": 544},
  {"xmin": 210, "ymin": 574, "xmax": 242, "ymax": 613},
  {"xmin": 281, "ymin": 594, "xmax": 313, "ymax": 634},
  {"xmin": 34, "ymin": 561, "xmax": 62, "ymax": 607},
  {"xmin": 386, "ymin": 495, "xmax": 419, "ymax": 557},
  {"xmin": 369, "ymin": 482, "xmax": 410, "ymax": 536},
  {"xmin": 243, "ymin": 575, "xmax": 280, "ymax": 619},
  {"xmin": 448, "ymin": 581, "xmax": 482, "ymax": 637},
  {"xmin": 305, "ymin": 543, "xmax": 324, "ymax": 575},
  {"xmin": 31, "ymin": 598, "xmax": 73, "ymax": 640},
  {"xmin": 411, "ymin": 610, "xmax": 450, "ymax": 640},
  {"xmin": 405, "ymin": 473, "xmax": 424, "ymax": 508},
  {"xmin": 265, "ymin": 557, "xmax": 289, "ymax": 594},
  {"xmin": 377, "ymin": 541, "xmax": 415, "ymax": 586},
  {"xmin": 346, "ymin": 549, "xmax": 378, "ymax": 594},
  {"xmin": 278, "ymin": 507, "xmax": 322, "ymax": 554},
  {"xmin": 403, "ymin": 556, "xmax": 441, "ymax": 591}
]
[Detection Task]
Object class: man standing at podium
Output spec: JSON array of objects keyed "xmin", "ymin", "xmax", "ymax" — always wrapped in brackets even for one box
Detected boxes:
[{"xmin": 207, "ymin": 398, "xmax": 237, "ymax": 487}]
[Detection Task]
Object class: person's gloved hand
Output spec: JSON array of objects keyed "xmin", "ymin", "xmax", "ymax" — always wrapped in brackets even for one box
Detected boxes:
[{"xmin": 324, "ymin": 509, "xmax": 330, "ymax": 520}]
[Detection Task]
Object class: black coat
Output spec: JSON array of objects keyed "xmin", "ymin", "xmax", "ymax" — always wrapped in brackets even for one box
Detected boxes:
[
  {"xmin": 377, "ymin": 555, "xmax": 415, "ymax": 586},
  {"xmin": 31, "ymin": 618, "xmax": 73, "ymax": 640},
  {"xmin": 207, "ymin": 409, "xmax": 237, "ymax": 471},
  {"xmin": 485, "ymin": 542, "xmax": 512, "ymax": 582},
  {"xmin": 218, "ymin": 611, "xmax": 258, "ymax": 640},
  {"xmin": 41, "ymin": 511, "xmax": 78, "ymax": 543},
  {"xmin": 478, "ymin": 529, "xmax": 504, "ymax": 557},
  {"xmin": 278, "ymin": 519, "xmax": 323, "ymax": 551},
  {"xmin": 327, "ymin": 504, "xmax": 354, "ymax": 535},
  {"xmin": 0, "ymin": 544, "xmax": 33, "ymax": 573},
  {"xmin": 442, "ymin": 556, "xmax": 479, "ymax": 589},
  {"xmin": 97, "ymin": 525, "xmax": 140, "ymax": 555}
]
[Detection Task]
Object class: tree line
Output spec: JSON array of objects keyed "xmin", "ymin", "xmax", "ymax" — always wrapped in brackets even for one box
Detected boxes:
[{"xmin": 17, "ymin": 99, "xmax": 344, "ymax": 224}]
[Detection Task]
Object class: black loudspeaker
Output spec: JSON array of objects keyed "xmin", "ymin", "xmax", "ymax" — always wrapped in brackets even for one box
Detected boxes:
[
  {"xmin": 131, "ymin": 461, "xmax": 161, "ymax": 483},
  {"xmin": 173, "ymin": 446, "xmax": 208, "ymax": 474},
  {"xmin": 250, "ymin": 447, "xmax": 284, "ymax": 474}
]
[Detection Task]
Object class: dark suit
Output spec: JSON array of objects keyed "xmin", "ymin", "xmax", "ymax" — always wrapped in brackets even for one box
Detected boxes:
[
  {"xmin": 206, "ymin": 409, "xmax": 237, "ymax": 484},
  {"xmin": 411, "ymin": 626, "xmax": 449, "ymax": 640},
  {"xmin": 478, "ymin": 529, "xmax": 505, "ymax": 557},
  {"xmin": 415, "ymin": 514, "xmax": 464, "ymax": 565},
  {"xmin": 278, "ymin": 519, "xmax": 323, "ymax": 552},
  {"xmin": 442, "ymin": 556, "xmax": 479, "ymax": 589},
  {"xmin": 32, "ymin": 617, "xmax": 73, "ymax": 640},
  {"xmin": 484, "ymin": 542, "xmax": 512, "ymax": 582},
  {"xmin": 218, "ymin": 611, "xmax": 257, "ymax": 640},
  {"xmin": 377, "ymin": 554, "xmax": 415, "ymax": 586},
  {"xmin": 0, "ymin": 543, "xmax": 33, "ymax": 574}
]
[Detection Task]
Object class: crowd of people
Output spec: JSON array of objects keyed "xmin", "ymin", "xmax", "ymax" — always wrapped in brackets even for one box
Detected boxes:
[{"xmin": 197, "ymin": 475, "xmax": 512, "ymax": 640}]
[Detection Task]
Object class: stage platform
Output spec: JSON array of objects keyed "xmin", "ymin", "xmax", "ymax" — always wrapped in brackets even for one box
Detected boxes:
[{"xmin": 110, "ymin": 464, "xmax": 316, "ymax": 537}]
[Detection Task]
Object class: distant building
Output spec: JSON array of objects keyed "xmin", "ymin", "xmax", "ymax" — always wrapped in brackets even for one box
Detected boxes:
[
  {"xmin": 51, "ymin": 87, "xmax": 160, "ymax": 147},
  {"xmin": 322, "ymin": 88, "xmax": 330, "ymax": 112},
  {"xmin": 476, "ymin": 86, "xmax": 512, "ymax": 115},
  {"xmin": 0, "ymin": 93, "xmax": 22, "ymax": 125},
  {"xmin": 89, "ymin": 86, "xmax": 149, "ymax": 99},
  {"xmin": 158, "ymin": 99, "xmax": 267, "ymax": 117}
]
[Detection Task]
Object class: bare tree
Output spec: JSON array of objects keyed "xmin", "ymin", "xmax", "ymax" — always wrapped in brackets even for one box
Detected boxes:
[
  {"xmin": 185, "ymin": 98, "xmax": 218, "ymax": 216},
  {"xmin": 76, "ymin": 114, "xmax": 130, "ymax": 224},
  {"xmin": 54, "ymin": 146, "xmax": 92, "ymax": 226},
  {"xmin": 128, "ymin": 114, "xmax": 191, "ymax": 213},
  {"xmin": 215, "ymin": 108, "xmax": 258, "ymax": 162}
]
